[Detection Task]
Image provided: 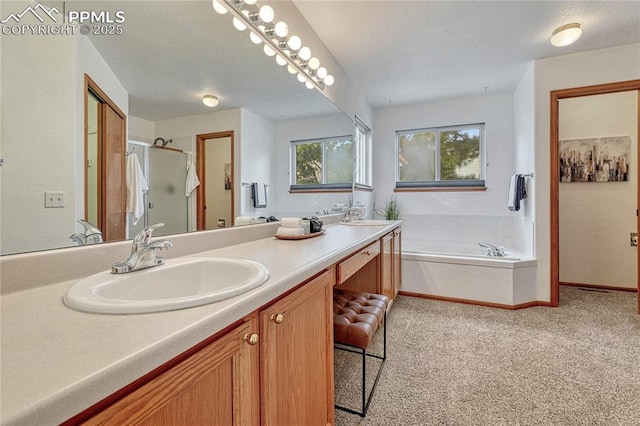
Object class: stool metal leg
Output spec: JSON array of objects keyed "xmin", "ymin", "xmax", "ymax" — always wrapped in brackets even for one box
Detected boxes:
[
  {"xmin": 335, "ymin": 312, "xmax": 387, "ymax": 417},
  {"xmin": 361, "ymin": 348, "xmax": 366, "ymax": 415}
]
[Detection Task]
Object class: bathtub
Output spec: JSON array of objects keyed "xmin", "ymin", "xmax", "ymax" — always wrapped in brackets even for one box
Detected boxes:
[{"xmin": 401, "ymin": 240, "xmax": 538, "ymax": 308}]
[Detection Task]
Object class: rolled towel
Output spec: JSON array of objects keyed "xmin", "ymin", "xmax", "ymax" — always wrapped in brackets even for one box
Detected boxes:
[
  {"xmin": 280, "ymin": 217, "xmax": 302, "ymax": 228},
  {"xmin": 235, "ymin": 216, "xmax": 257, "ymax": 226},
  {"xmin": 276, "ymin": 226, "xmax": 306, "ymax": 237}
]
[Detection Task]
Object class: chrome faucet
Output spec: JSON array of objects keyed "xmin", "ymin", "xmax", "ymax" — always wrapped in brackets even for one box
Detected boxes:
[
  {"xmin": 479, "ymin": 242, "xmax": 507, "ymax": 257},
  {"xmin": 342, "ymin": 207, "xmax": 362, "ymax": 222},
  {"xmin": 112, "ymin": 223, "xmax": 173, "ymax": 274},
  {"xmin": 70, "ymin": 220, "xmax": 103, "ymax": 246}
]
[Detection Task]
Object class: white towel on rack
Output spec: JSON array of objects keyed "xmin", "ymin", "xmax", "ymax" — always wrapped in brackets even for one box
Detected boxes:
[
  {"xmin": 185, "ymin": 161, "xmax": 200, "ymax": 196},
  {"xmin": 257, "ymin": 183, "xmax": 267, "ymax": 207},
  {"xmin": 126, "ymin": 153, "xmax": 148, "ymax": 225}
]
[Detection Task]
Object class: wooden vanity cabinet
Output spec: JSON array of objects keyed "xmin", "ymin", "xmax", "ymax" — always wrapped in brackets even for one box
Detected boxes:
[
  {"xmin": 260, "ymin": 268, "xmax": 335, "ymax": 426},
  {"xmin": 335, "ymin": 241, "xmax": 380, "ymax": 293},
  {"xmin": 83, "ymin": 319, "xmax": 260, "ymax": 425},
  {"xmin": 381, "ymin": 227, "xmax": 402, "ymax": 304},
  {"xmin": 392, "ymin": 227, "xmax": 402, "ymax": 297},
  {"xmin": 381, "ymin": 233, "xmax": 394, "ymax": 299}
]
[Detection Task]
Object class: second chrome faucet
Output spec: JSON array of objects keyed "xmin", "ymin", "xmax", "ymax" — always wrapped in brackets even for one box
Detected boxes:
[{"xmin": 112, "ymin": 223, "xmax": 173, "ymax": 274}]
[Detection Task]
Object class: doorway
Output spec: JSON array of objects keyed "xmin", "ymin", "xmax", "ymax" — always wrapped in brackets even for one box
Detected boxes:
[
  {"xmin": 84, "ymin": 74, "xmax": 127, "ymax": 242},
  {"xmin": 196, "ymin": 131, "xmax": 235, "ymax": 230},
  {"xmin": 550, "ymin": 80, "xmax": 640, "ymax": 313}
]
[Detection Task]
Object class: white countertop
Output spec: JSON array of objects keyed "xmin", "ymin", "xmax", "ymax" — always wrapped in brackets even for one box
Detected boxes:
[{"xmin": 0, "ymin": 222, "xmax": 399, "ymax": 426}]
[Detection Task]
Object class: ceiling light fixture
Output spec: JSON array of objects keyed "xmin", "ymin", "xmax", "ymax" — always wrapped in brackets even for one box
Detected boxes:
[
  {"xmin": 212, "ymin": 0, "xmax": 333, "ymax": 91},
  {"xmin": 202, "ymin": 94, "xmax": 219, "ymax": 107},
  {"xmin": 550, "ymin": 23, "xmax": 582, "ymax": 47}
]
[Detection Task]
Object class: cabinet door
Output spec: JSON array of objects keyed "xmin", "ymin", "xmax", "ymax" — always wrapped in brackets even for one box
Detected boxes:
[
  {"xmin": 381, "ymin": 233, "xmax": 394, "ymax": 299},
  {"xmin": 260, "ymin": 269, "xmax": 335, "ymax": 426},
  {"xmin": 84, "ymin": 319, "xmax": 259, "ymax": 426},
  {"xmin": 393, "ymin": 228, "xmax": 402, "ymax": 297}
]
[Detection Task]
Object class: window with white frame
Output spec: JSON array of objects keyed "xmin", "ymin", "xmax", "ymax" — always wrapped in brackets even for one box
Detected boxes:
[
  {"xmin": 290, "ymin": 136, "xmax": 352, "ymax": 190},
  {"xmin": 396, "ymin": 123, "xmax": 485, "ymax": 188},
  {"xmin": 354, "ymin": 116, "xmax": 372, "ymax": 189}
]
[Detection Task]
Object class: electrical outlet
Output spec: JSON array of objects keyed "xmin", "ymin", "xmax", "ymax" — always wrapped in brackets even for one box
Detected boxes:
[
  {"xmin": 631, "ymin": 233, "xmax": 638, "ymax": 247},
  {"xmin": 44, "ymin": 191, "xmax": 65, "ymax": 208}
]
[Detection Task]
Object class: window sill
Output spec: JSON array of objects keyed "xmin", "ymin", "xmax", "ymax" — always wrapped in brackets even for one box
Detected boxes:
[
  {"xmin": 394, "ymin": 186, "xmax": 487, "ymax": 193},
  {"xmin": 289, "ymin": 188, "xmax": 352, "ymax": 194}
]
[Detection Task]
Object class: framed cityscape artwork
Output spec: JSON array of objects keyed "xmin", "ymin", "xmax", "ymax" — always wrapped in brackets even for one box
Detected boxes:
[{"xmin": 559, "ymin": 136, "xmax": 630, "ymax": 183}]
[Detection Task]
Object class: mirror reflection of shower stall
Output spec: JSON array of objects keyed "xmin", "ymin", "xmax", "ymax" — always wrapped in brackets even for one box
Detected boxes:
[{"xmin": 127, "ymin": 141, "xmax": 189, "ymax": 238}]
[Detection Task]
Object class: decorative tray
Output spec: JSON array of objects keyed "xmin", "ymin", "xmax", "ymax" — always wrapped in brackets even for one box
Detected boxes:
[{"xmin": 274, "ymin": 229, "xmax": 326, "ymax": 240}]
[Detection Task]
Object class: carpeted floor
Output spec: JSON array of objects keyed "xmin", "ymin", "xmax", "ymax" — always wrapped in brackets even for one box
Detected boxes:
[{"xmin": 334, "ymin": 286, "xmax": 640, "ymax": 425}]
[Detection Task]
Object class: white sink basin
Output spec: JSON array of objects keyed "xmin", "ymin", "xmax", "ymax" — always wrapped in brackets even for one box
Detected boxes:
[
  {"xmin": 63, "ymin": 257, "xmax": 270, "ymax": 314},
  {"xmin": 338, "ymin": 220, "xmax": 393, "ymax": 226}
]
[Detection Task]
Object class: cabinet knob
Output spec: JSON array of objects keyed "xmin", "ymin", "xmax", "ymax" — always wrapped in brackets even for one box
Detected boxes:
[
  {"xmin": 244, "ymin": 333, "xmax": 259, "ymax": 345},
  {"xmin": 270, "ymin": 313, "xmax": 285, "ymax": 324},
  {"xmin": 366, "ymin": 250, "xmax": 372, "ymax": 255}
]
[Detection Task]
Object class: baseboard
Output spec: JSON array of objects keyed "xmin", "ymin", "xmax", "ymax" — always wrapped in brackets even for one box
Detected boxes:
[
  {"xmin": 398, "ymin": 291, "xmax": 549, "ymax": 310},
  {"xmin": 560, "ymin": 281, "xmax": 638, "ymax": 293}
]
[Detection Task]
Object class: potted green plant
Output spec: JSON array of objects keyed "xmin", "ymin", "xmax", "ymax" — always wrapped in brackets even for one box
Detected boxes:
[{"xmin": 374, "ymin": 195, "xmax": 400, "ymax": 220}]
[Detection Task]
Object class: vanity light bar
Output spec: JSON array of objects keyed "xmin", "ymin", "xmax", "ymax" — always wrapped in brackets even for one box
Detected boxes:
[{"xmin": 214, "ymin": 0, "xmax": 331, "ymax": 92}]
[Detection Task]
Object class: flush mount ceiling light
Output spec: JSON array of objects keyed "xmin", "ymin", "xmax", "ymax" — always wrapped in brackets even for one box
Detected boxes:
[
  {"xmin": 202, "ymin": 94, "xmax": 219, "ymax": 107},
  {"xmin": 212, "ymin": 0, "xmax": 334, "ymax": 91},
  {"xmin": 550, "ymin": 23, "xmax": 582, "ymax": 47}
]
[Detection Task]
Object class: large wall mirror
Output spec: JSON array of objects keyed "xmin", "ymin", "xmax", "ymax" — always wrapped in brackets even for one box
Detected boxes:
[{"xmin": 0, "ymin": 0, "xmax": 353, "ymax": 255}]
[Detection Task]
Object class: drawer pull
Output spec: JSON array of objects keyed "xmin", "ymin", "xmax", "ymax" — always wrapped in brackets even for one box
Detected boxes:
[
  {"xmin": 270, "ymin": 313, "xmax": 285, "ymax": 324},
  {"xmin": 244, "ymin": 333, "xmax": 259, "ymax": 345},
  {"xmin": 366, "ymin": 250, "xmax": 372, "ymax": 255}
]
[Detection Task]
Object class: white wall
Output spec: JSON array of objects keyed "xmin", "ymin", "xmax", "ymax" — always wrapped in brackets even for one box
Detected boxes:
[
  {"xmin": 240, "ymin": 109, "xmax": 275, "ymax": 216},
  {"xmin": 512, "ymin": 62, "xmax": 536, "ymax": 257},
  {"xmin": 129, "ymin": 116, "xmax": 155, "ymax": 143},
  {"xmin": 1, "ymin": 33, "xmax": 76, "ymax": 254},
  {"xmin": 273, "ymin": 113, "xmax": 354, "ymax": 216},
  {"xmin": 559, "ymin": 91, "xmax": 637, "ymax": 289},
  {"xmin": 0, "ymin": 30, "xmax": 127, "ymax": 254},
  {"xmin": 533, "ymin": 42, "xmax": 640, "ymax": 302},
  {"xmin": 372, "ymin": 92, "xmax": 516, "ymax": 216}
]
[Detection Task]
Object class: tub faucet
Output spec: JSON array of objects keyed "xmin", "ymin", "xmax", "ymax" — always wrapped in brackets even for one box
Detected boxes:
[
  {"xmin": 112, "ymin": 223, "xmax": 173, "ymax": 274},
  {"xmin": 479, "ymin": 242, "xmax": 507, "ymax": 257}
]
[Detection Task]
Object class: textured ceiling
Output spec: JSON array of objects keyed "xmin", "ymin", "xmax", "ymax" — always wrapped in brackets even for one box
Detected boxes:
[{"xmin": 293, "ymin": 0, "xmax": 640, "ymax": 108}]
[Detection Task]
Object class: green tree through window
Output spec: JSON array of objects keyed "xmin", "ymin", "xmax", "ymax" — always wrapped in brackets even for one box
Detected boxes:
[
  {"xmin": 292, "ymin": 136, "xmax": 352, "ymax": 188},
  {"xmin": 397, "ymin": 124, "xmax": 484, "ymax": 188}
]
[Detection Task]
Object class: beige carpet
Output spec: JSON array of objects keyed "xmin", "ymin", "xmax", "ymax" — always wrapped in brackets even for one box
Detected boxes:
[{"xmin": 334, "ymin": 287, "xmax": 640, "ymax": 425}]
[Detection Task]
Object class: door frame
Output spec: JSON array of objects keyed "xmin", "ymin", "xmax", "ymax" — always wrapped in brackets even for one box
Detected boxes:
[
  {"xmin": 549, "ymin": 79, "xmax": 640, "ymax": 312},
  {"xmin": 195, "ymin": 131, "xmax": 235, "ymax": 230},
  {"xmin": 84, "ymin": 74, "xmax": 127, "ymax": 240}
]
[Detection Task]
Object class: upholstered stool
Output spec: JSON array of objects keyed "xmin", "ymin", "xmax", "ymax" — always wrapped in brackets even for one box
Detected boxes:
[{"xmin": 333, "ymin": 289, "xmax": 389, "ymax": 417}]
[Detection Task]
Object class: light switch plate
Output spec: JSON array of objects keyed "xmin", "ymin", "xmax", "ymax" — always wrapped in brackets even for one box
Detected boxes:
[{"xmin": 45, "ymin": 191, "xmax": 65, "ymax": 208}]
